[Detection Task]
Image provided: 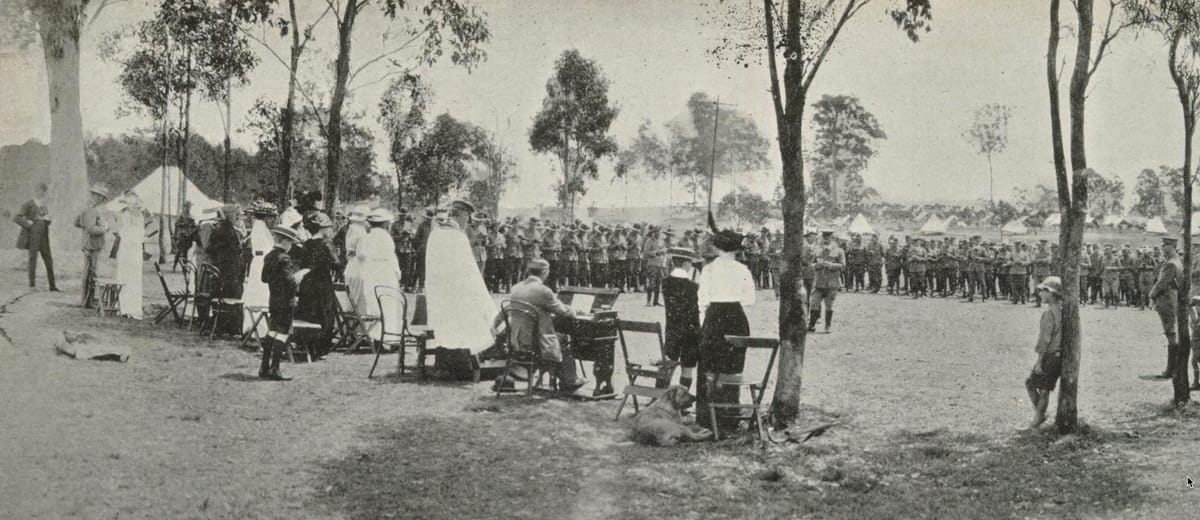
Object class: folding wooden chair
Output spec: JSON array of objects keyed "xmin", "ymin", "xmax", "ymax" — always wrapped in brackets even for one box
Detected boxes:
[
  {"xmin": 284, "ymin": 320, "xmax": 322, "ymax": 363},
  {"xmin": 493, "ymin": 300, "xmax": 550, "ymax": 396},
  {"xmin": 369, "ymin": 286, "xmax": 432, "ymax": 379},
  {"xmin": 613, "ymin": 319, "xmax": 677, "ymax": 419},
  {"xmin": 94, "ymin": 278, "xmax": 124, "ymax": 317},
  {"xmin": 332, "ymin": 283, "xmax": 378, "ymax": 352},
  {"xmin": 153, "ymin": 262, "xmax": 193, "ymax": 325},
  {"xmin": 239, "ymin": 305, "xmax": 269, "ymax": 351},
  {"xmin": 707, "ymin": 336, "xmax": 781, "ymax": 442}
]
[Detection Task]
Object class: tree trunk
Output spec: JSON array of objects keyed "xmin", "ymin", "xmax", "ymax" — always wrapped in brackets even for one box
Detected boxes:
[
  {"xmin": 325, "ymin": 1, "xmax": 360, "ymax": 214},
  {"xmin": 223, "ymin": 80, "xmax": 232, "ymax": 203},
  {"xmin": 767, "ymin": 0, "xmax": 810, "ymax": 427},
  {"xmin": 34, "ymin": 0, "xmax": 89, "ymax": 261},
  {"xmin": 1054, "ymin": 0, "xmax": 1094, "ymax": 434},
  {"xmin": 278, "ymin": 0, "xmax": 301, "ymax": 208},
  {"xmin": 1169, "ymin": 31, "xmax": 1194, "ymax": 405}
]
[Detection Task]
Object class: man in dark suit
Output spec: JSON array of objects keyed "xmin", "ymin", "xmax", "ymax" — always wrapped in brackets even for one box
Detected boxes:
[
  {"xmin": 14, "ymin": 182, "xmax": 59, "ymax": 291},
  {"xmin": 506, "ymin": 258, "xmax": 587, "ymax": 392}
]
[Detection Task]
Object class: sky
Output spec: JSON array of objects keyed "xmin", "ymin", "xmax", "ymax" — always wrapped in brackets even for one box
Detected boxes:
[{"xmin": 0, "ymin": 0, "xmax": 1191, "ymax": 210}]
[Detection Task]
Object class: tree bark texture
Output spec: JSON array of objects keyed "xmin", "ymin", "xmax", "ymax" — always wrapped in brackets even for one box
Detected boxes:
[
  {"xmin": 34, "ymin": 0, "xmax": 89, "ymax": 260},
  {"xmin": 1168, "ymin": 31, "xmax": 1194, "ymax": 405},
  {"xmin": 325, "ymin": 0, "xmax": 360, "ymax": 214}
]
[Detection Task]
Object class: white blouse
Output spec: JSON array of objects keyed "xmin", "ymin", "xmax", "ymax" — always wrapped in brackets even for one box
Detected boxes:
[{"xmin": 697, "ymin": 253, "xmax": 756, "ymax": 311}]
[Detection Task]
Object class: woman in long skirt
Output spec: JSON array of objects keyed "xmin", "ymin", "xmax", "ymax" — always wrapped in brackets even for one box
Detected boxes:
[
  {"xmin": 342, "ymin": 205, "xmax": 371, "ymax": 315},
  {"xmin": 115, "ymin": 191, "xmax": 145, "ymax": 320},
  {"xmin": 295, "ymin": 212, "xmax": 339, "ymax": 358},
  {"xmin": 242, "ymin": 202, "xmax": 276, "ymax": 336},
  {"xmin": 695, "ymin": 215, "xmax": 755, "ymax": 433},
  {"xmin": 359, "ymin": 209, "xmax": 402, "ymax": 340}
]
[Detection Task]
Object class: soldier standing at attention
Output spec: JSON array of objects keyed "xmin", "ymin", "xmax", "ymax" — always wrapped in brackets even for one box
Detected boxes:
[
  {"xmin": 576, "ymin": 224, "xmax": 592, "ymax": 287},
  {"xmin": 1120, "ymin": 245, "xmax": 1136, "ymax": 306},
  {"xmin": 801, "ymin": 230, "xmax": 818, "ymax": 304},
  {"xmin": 885, "ymin": 237, "xmax": 902, "ymax": 294},
  {"xmin": 1010, "ymin": 241, "xmax": 1031, "ymax": 304},
  {"xmin": 485, "ymin": 224, "xmax": 506, "ymax": 292},
  {"xmin": 391, "ymin": 214, "xmax": 415, "ymax": 291},
  {"xmin": 866, "ymin": 234, "xmax": 884, "ymax": 293},
  {"xmin": 504, "ymin": 222, "xmax": 523, "ymax": 290},
  {"xmin": 1139, "ymin": 249, "xmax": 1158, "ymax": 311},
  {"xmin": 1077, "ymin": 243, "xmax": 1092, "ymax": 304},
  {"xmin": 1031, "ymin": 240, "xmax": 1052, "ymax": 307},
  {"xmin": 560, "ymin": 224, "xmax": 578, "ymax": 288},
  {"xmin": 1149, "ymin": 237, "xmax": 1182, "ymax": 380},
  {"xmin": 644, "ymin": 229, "xmax": 667, "ymax": 306},
  {"xmin": 590, "ymin": 225, "xmax": 609, "ymax": 288},
  {"xmin": 628, "ymin": 224, "xmax": 645, "ymax": 292},
  {"xmin": 609, "ymin": 226, "xmax": 628, "ymax": 291},
  {"xmin": 808, "ymin": 230, "xmax": 845, "ymax": 334},
  {"xmin": 542, "ymin": 223, "xmax": 561, "ymax": 290},
  {"xmin": 1088, "ymin": 244, "xmax": 1103, "ymax": 304},
  {"xmin": 908, "ymin": 238, "xmax": 928, "ymax": 299}
]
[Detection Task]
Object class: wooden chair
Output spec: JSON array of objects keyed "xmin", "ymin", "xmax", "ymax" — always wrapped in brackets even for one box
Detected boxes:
[
  {"xmin": 189, "ymin": 264, "xmax": 216, "ymax": 331},
  {"xmin": 332, "ymin": 283, "xmax": 379, "ymax": 353},
  {"xmin": 153, "ymin": 262, "xmax": 194, "ymax": 325},
  {"xmin": 613, "ymin": 319, "xmax": 677, "ymax": 419},
  {"xmin": 494, "ymin": 300, "xmax": 550, "ymax": 396},
  {"xmin": 285, "ymin": 320, "xmax": 322, "ymax": 363},
  {"xmin": 94, "ymin": 279, "xmax": 124, "ymax": 317},
  {"xmin": 707, "ymin": 336, "xmax": 781, "ymax": 442},
  {"xmin": 197, "ymin": 264, "xmax": 243, "ymax": 340},
  {"xmin": 239, "ymin": 305, "xmax": 269, "ymax": 351},
  {"xmin": 369, "ymin": 286, "xmax": 431, "ymax": 379}
]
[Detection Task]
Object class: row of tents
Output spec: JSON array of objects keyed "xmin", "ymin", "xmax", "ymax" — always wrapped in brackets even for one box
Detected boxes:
[{"xmin": 819, "ymin": 212, "xmax": 1181, "ymax": 238}]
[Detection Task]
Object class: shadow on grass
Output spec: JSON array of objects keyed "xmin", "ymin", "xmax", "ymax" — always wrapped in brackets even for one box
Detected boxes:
[{"xmin": 314, "ymin": 401, "xmax": 591, "ymax": 520}]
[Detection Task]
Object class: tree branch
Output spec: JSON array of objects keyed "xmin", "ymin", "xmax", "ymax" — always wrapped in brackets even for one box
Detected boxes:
[
  {"xmin": 1086, "ymin": 0, "xmax": 1128, "ymax": 79},
  {"xmin": 86, "ymin": 0, "xmax": 126, "ymax": 32},
  {"xmin": 802, "ymin": 0, "xmax": 865, "ymax": 92},
  {"xmin": 347, "ymin": 27, "xmax": 429, "ymax": 85}
]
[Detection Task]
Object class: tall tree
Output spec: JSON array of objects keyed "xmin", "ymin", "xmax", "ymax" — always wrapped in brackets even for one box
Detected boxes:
[
  {"xmin": 529, "ymin": 48, "xmax": 619, "ymax": 220},
  {"xmin": 468, "ymin": 129, "xmax": 517, "ymax": 216},
  {"xmin": 1133, "ymin": 167, "xmax": 1167, "ymax": 217},
  {"xmin": 1, "ymin": 0, "xmax": 117, "ymax": 254},
  {"xmin": 964, "ymin": 103, "xmax": 1014, "ymax": 214},
  {"xmin": 679, "ymin": 92, "xmax": 772, "ymax": 204},
  {"xmin": 810, "ymin": 94, "xmax": 886, "ymax": 217},
  {"xmin": 1045, "ymin": 0, "xmax": 1127, "ymax": 431},
  {"xmin": 1082, "ymin": 169, "xmax": 1125, "ymax": 218},
  {"xmin": 707, "ymin": 0, "xmax": 931, "ymax": 427},
  {"xmin": 717, "ymin": 186, "xmax": 773, "ymax": 226},
  {"xmin": 320, "ymin": 0, "xmax": 488, "ymax": 214},
  {"xmin": 1125, "ymin": 0, "xmax": 1200, "ymax": 405},
  {"xmin": 378, "ymin": 73, "xmax": 432, "ymax": 209},
  {"xmin": 403, "ymin": 113, "xmax": 485, "ymax": 206},
  {"xmin": 1160, "ymin": 165, "xmax": 1188, "ymax": 219}
]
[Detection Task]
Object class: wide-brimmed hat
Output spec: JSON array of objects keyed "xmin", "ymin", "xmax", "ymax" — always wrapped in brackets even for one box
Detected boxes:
[
  {"xmin": 348, "ymin": 204, "xmax": 370, "ymax": 222},
  {"xmin": 667, "ymin": 247, "xmax": 699, "ymax": 262},
  {"xmin": 366, "ymin": 208, "xmax": 393, "ymax": 224},
  {"xmin": 270, "ymin": 226, "xmax": 300, "ymax": 243},
  {"xmin": 526, "ymin": 258, "xmax": 550, "ymax": 271},
  {"xmin": 89, "ymin": 183, "xmax": 110, "ymax": 199},
  {"xmin": 1036, "ymin": 276, "xmax": 1063, "ymax": 295}
]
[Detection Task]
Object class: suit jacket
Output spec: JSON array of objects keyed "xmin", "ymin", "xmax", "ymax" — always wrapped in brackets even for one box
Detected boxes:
[
  {"xmin": 504, "ymin": 276, "xmax": 574, "ymax": 352},
  {"xmin": 75, "ymin": 205, "xmax": 108, "ymax": 252},
  {"xmin": 14, "ymin": 199, "xmax": 51, "ymax": 249}
]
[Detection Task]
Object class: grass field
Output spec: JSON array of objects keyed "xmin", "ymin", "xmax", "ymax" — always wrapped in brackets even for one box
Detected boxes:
[{"xmin": 2, "ymin": 261, "xmax": 1199, "ymax": 519}]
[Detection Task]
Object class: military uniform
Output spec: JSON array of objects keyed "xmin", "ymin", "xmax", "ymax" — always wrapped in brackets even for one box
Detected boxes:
[
  {"xmin": 908, "ymin": 241, "xmax": 928, "ymax": 298},
  {"xmin": 541, "ymin": 228, "xmax": 561, "ymax": 289},
  {"xmin": 589, "ymin": 229, "xmax": 608, "ymax": 288},
  {"xmin": 1148, "ymin": 239, "xmax": 1182, "ymax": 378},
  {"xmin": 809, "ymin": 234, "xmax": 845, "ymax": 333}
]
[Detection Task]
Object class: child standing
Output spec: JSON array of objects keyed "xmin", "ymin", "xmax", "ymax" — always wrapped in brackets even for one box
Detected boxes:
[
  {"xmin": 1025, "ymin": 276, "xmax": 1063, "ymax": 428},
  {"xmin": 259, "ymin": 226, "xmax": 305, "ymax": 381},
  {"xmin": 661, "ymin": 247, "xmax": 701, "ymax": 392}
]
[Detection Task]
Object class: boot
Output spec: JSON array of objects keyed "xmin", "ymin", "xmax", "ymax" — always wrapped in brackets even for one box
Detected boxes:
[
  {"xmin": 824, "ymin": 310, "xmax": 833, "ymax": 333},
  {"xmin": 808, "ymin": 310, "xmax": 820, "ymax": 332},
  {"xmin": 1156, "ymin": 345, "xmax": 1174, "ymax": 379},
  {"xmin": 258, "ymin": 337, "xmax": 274, "ymax": 379},
  {"xmin": 267, "ymin": 337, "xmax": 293, "ymax": 381}
]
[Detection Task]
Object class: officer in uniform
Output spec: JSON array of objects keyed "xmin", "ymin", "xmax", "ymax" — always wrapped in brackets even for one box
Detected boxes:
[
  {"xmin": 1138, "ymin": 248, "xmax": 1158, "ymax": 310},
  {"xmin": 542, "ymin": 223, "xmax": 561, "ymax": 290},
  {"xmin": 1120, "ymin": 245, "xmax": 1136, "ymax": 305},
  {"xmin": 885, "ymin": 236, "xmax": 902, "ymax": 294},
  {"xmin": 808, "ymin": 230, "xmax": 845, "ymax": 334},
  {"xmin": 801, "ymin": 230, "xmax": 818, "ymax": 303},
  {"xmin": 1010, "ymin": 241, "xmax": 1030, "ymax": 304},
  {"xmin": 1087, "ymin": 244, "xmax": 1103, "ymax": 304},
  {"xmin": 866, "ymin": 233, "xmax": 884, "ymax": 293},
  {"xmin": 1149, "ymin": 237, "xmax": 1182, "ymax": 379},
  {"xmin": 560, "ymin": 224, "xmax": 578, "ymax": 288},
  {"xmin": 1099, "ymin": 244, "xmax": 1121, "ymax": 308},
  {"xmin": 391, "ymin": 214, "xmax": 415, "ymax": 291},
  {"xmin": 589, "ymin": 225, "xmax": 609, "ymax": 288},
  {"xmin": 609, "ymin": 226, "xmax": 628, "ymax": 291},
  {"xmin": 908, "ymin": 238, "xmax": 928, "ymax": 298}
]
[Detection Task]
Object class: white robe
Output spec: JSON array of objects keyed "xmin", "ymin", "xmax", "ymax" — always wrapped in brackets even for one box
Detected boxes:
[
  {"xmin": 242, "ymin": 219, "xmax": 273, "ymax": 335},
  {"xmin": 343, "ymin": 223, "xmax": 370, "ymax": 315},
  {"xmin": 116, "ymin": 208, "xmax": 144, "ymax": 320},
  {"xmin": 358, "ymin": 228, "xmax": 403, "ymax": 340},
  {"xmin": 424, "ymin": 219, "xmax": 497, "ymax": 353}
]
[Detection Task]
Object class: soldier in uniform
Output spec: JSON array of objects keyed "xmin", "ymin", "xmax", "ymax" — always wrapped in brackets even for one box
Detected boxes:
[
  {"xmin": 1120, "ymin": 245, "xmax": 1136, "ymax": 305},
  {"xmin": 391, "ymin": 214, "xmax": 416, "ymax": 291},
  {"xmin": 609, "ymin": 226, "xmax": 628, "ymax": 291},
  {"xmin": 846, "ymin": 235, "xmax": 867, "ymax": 292},
  {"xmin": 866, "ymin": 233, "xmax": 884, "ymax": 293},
  {"xmin": 1087, "ymin": 244, "xmax": 1103, "ymax": 304},
  {"xmin": 744, "ymin": 232, "xmax": 763, "ymax": 289},
  {"xmin": 644, "ymin": 229, "xmax": 666, "ymax": 306},
  {"xmin": 504, "ymin": 222, "xmax": 523, "ymax": 290},
  {"xmin": 1149, "ymin": 237, "xmax": 1182, "ymax": 379},
  {"xmin": 76, "ymin": 183, "xmax": 110, "ymax": 307},
  {"xmin": 885, "ymin": 236, "xmax": 902, "ymax": 294},
  {"xmin": 757, "ymin": 227, "xmax": 773, "ymax": 290},
  {"xmin": 628, "ymin": 224, "xmax": 645, "ymax": 292},
  {"xmin": 908, "ymin": 238, "xmax": 928, "ymax": 298},
  {"xmin": 542, "ymin": 223, "xmax": 561, "ymax": 290},
  {"xmin": 1031, "ymin": 240, "xmax": 1052, "ymax": 307},
  {"xmin": 485, "ymin": 223, "xmax": 507, "ymax": 292},
  {"xmin": 1010, "ymin": 241, "xmax": 1031, "ymax": 304},
  {"xmin": 808, "ymin": 230, "xmax": 845, "ymax": 334},
  {"xmin": 1138, "ymin": 248, "xmax": 1158, "ymax": 310},
  {"xmin": 1099, "ymin": 245, "xmax": 1121, "ymax": 308},
  {"xmin": 589, "ymin": 225, "xmax": 609, "ymax": 288},
  {"xmin": 560, "ymin": 224, "xmax": 578, "ymax": 288},
  {"xmin": 801, "ymin": 230, "xmax": 818, "ymax": 304}
]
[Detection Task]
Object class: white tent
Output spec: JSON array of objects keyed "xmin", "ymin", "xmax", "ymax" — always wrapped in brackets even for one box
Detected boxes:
[
  {"xmin": 1100, "ymin": 214, "xmax": 1124, "ymax": 227},
  {"xmin": 1001, "ymin": 219, "xmax": 1028, "ymax": 235},
  {"xmin": 105, "ymin": 166, "xmax": 223, "ymax": 218},
  {"xmin": 1044, "ymin": 213, "xmax": 1061, "ymax": 227},
  {"xmin": 1144, "ymin": 216, "xmax": 1168, "ymax": 234},
  {"xmin": 918, "ymin": 215, "xmax": 947, "ymax": 235},
  {"xmin": 847, "ymin": 213, "xmax": 876, "ymax": 235}
]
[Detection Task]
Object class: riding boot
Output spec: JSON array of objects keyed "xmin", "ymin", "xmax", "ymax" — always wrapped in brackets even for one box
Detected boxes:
[
  {"xmin": 268, "ymin": 336, "xmax": 293, "ymax": 381},
  {"xmin": 808, "ymin": 310, "xmax": 820, "ymax": 331},
  {"xmin": 824, "ymin": 310, "xmax": 833, "ymax": 332}
]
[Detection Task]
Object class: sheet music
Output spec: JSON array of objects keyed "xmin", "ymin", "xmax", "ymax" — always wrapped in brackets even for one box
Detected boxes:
[{"xmin": 570, "ymin": 294, "xmax": 595, "ymax": 313}]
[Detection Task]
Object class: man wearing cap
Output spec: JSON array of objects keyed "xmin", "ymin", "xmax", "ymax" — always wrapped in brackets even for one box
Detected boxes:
[
  {"xmin": 391, "ymin": 213, "xmax": 416, "ymax": 291},
  {"xmin": 1100, "ymin": 244, "xmax": 1121, "ymax": 308},
  {"xmin": 1138, "ymin": 248, "xmax": 1158, "ymax": 310},
  {"xmin": 644, "ymin": 229, "xmax": 666, "ymax": 306},
  {"xmin": 560, "ymin": 224, "xmax": 579, "ymax": 288},
  {"xmin": 504, "ymin": 221, "xmax": 523, "ymax": 290},
  {"xmin": 843, "ymin": 234, "xmax": 864, "ymax": 292},
  {"xmin": 75, "ymin": 183, "xmax": 110, "ymax": 307},
  {"xmin": 908, "ymin": 238, "xmax": 928, "ymax": 298},
  {"xmin": 1149, "ymin": 237, "xmax": 1183, "ymax": 379},
  {"xmin": 589, "ymin": 225, "xmax": 608, "ymax": 288},
  {"xmin": 542, "ymin": 223, "xmax": 563, "ymax": 289},
  {"xmin": 885, "ymin": 236, "xmax": 902, "ymax": 295},
  {"xmin": 259, "ymin": 226, "xmax": 302, "ymax": 381},
  {"xmin": 1120, "ymin": 245, "xmax": 1136, "ymax": 306},
  {"xmin": 1031, "ymin": 240, "xmax": 1052, "ymax": 307},
  {"xmin": 809, "ymin": 230, "xmax": 845, "ymax": 333},
  {"xmin": 14, "ymin": 182, "xmax": 59, "ymax": 291},
  {"xmin": 575, "ymin": 225, "xmax": 592, "ymax": 287},
  {"xmin": 800, "ymin": 231, "xmax": 818, "ymax": 302},
  {"xmin": 609, "ymin": 226, "xmax": 629, "ymax": 291},
  {"xmin": 485, "ymin": 223, "xmax": 507, "ymax": 292},
  {"xmin": 1087, "ymin": 244, "xmax": 1103, "ymax": 304}
]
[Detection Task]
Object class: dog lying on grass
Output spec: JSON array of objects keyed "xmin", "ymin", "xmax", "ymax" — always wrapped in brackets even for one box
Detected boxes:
[{"xmin": 630, "ymin": 385, "xmax": 713, "ymax": 446}]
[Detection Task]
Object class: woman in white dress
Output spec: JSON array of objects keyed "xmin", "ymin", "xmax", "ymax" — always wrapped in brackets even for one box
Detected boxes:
[
  {"xmin": 359, "ymin": 209, "xmax": 403, "ymax": 340},
  {"xmin": 242, "ymin": 202, "xmax": 276, "ymax": 336},
  {"xmin": 424, "ymin": 199, "xmax": 497, "ymax": 354},
  {"xmin": 115, "ymin": 191, "xmax": 145, "ymax": 320},
  {"xmin": 343, "ymin": 204, "xmax": 371, "ymax": 314}
]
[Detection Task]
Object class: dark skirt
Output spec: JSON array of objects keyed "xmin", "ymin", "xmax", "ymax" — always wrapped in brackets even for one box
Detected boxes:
[{"xmin": 696, "ymin": 302, "xmax": 750, "ymax": 431}]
